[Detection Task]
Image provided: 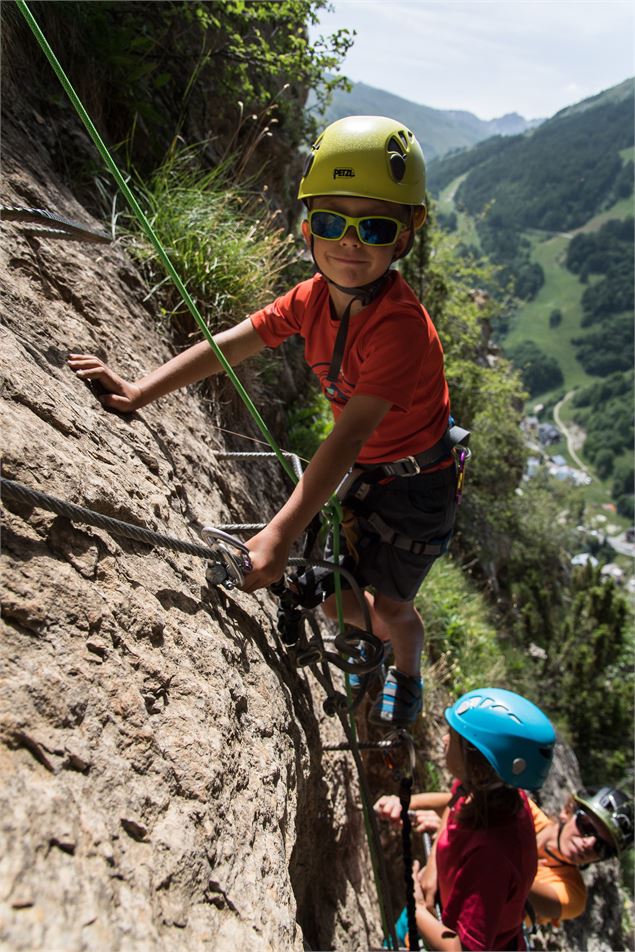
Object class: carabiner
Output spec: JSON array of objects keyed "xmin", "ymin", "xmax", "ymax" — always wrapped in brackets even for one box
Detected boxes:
[{"xmin": 201, "ymin": 526, "xmax": 252, "ymax": 590}]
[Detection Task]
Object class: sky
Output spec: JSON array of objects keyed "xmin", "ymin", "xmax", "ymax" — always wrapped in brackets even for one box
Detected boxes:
[{"xmin": 308, "ymin": 0, "xmax": 635, "ymax": 120}]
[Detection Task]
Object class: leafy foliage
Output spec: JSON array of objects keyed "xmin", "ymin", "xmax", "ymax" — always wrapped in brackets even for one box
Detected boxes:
[
  {"xmin": 565, "ymin": 218, "xmax": 635, "ymax": 367},
  {"xmin": 287, "ymin": 382, "xmax": 333, "ymax": 460},
  {"xmin": 570, "ymin": 372, "xmax": 634, "ymax": 490},
  {"xmin": 571, "ymin": 313, "xmax": 634, "ymax": 376},
  {"xmin": 16, "ymin": 1, "xmax": 353, "ymax": 201},
  {"xmin": 547, "ymin": 566, "xmax": 633, "ymax": 784},
  {"xmin": 500, "ymin": 482, "xmax": 633, "ymax": 788},
  {"xmin": 506, "ymin": 340, "xmax": 564, "ymax": 397}
]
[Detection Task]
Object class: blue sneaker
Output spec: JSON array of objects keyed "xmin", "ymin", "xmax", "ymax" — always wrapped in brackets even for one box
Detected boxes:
[
  {"xmin": 369, "ymin": 666, "xmax": 423, "ymax": 726},
  {"xmin": 348, "ymin": 640, "xmax": 391, "ymax": 693}
]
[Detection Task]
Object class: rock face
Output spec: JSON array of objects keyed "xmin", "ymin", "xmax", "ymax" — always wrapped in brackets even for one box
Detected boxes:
[{"xmin": 0, "ymin": 105, "xmax": 382, "ymax": 950}]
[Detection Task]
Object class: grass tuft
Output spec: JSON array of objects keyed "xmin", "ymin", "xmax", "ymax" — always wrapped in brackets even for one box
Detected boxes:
[{"xmin": 124, "ymin": 143, "xmax": 301, "ymax": 335}]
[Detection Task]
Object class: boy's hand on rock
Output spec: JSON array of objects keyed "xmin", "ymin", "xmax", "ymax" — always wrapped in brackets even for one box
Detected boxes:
[
  {"xmin": 68, "ymin": 354, "xmax": 142, "ymax": 412},
  {"xmin": 242, "ymin": 527, "xmax": 291, "ymax": 593}
]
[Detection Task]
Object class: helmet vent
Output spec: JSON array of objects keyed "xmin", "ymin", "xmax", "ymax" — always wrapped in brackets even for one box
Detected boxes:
[
  {"xmin": 398, "ymin": 131, "xmax": 409, "ymax": 150},
  {"xmin": 389, "ymin": 153, "xmax": 406, "ymax": 182},
  {"xmin": 388, "ymin": 136, "xmax": 405, "ymax": 156},
  {"xmin": 302, "ymin": 153, "xmax": 315, "ymax": 178}
]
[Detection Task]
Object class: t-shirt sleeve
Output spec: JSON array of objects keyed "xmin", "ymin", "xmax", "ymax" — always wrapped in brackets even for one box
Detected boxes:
[
  {"xmin": 352, "ymin": 311, "xmax": 428, "ymax": 411},
  {"xmin": 534, "ymin": 865, "xmax": 587, "ymax": 924},
  {"xmin": 250, "ymin": 283, "xmax": 306, "ymax": 348},
  {"xmin": 442, "ymin": 846, "xmax": 515, "ymax": 951},
  {"xmin": 528, "ymin": 798, "xmax": 551, "ymax": 835}
]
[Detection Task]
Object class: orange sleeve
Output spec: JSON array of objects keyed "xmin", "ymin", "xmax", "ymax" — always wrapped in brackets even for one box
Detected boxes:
[{"xmin": 533, "ymin": 864, "xmax": 587, "ymax": 924}]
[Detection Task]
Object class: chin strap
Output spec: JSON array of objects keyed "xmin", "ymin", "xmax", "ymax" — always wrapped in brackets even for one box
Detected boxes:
[
  {"xmin": 311, "ymin": 236, "xmax": 389, "ymax": 400},
  {"xmin": 544, "ymin": 822, "xmax": 577, "ymax": 867}
]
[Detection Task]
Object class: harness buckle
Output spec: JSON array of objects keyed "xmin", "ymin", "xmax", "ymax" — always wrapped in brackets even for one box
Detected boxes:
[{"xmin": 384, "ymin": 456, "xmax": 421, "ymax": 477}]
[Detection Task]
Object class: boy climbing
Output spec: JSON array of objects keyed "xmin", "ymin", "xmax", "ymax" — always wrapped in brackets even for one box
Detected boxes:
[{"xmin": 68, "ymin": 115, "xmax": 462, "ymax": 727}]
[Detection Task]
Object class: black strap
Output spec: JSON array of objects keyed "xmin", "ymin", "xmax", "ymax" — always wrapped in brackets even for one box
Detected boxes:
[
  {"xmin": 400, "ymin": 775, "xmax": 420, "ymax": 951},
  {"xmin": 359, "ymin": 424, "xmax": 471, "ymax": 479},
  {"xmin": 326, "ymin": 298, "xmax": 354, "ymax": 394}
]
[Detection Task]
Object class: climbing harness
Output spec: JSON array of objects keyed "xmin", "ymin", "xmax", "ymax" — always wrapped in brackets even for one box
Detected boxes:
[
  {"xmin": 354, "ymin": 423, "xmax": 471, "ymax": 482},
  {"xmin": 0, "ymin": 204, "xmax": 111, "ymax": 243}
]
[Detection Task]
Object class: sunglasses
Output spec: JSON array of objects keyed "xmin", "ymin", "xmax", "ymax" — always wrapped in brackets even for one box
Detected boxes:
[
  {"xmin": 574, "ymin": 810, "xmax": 615, "ymax": 859},
  {"xmin": 308, "ymin": 209, "xmax": 405, "ymax": 247}
]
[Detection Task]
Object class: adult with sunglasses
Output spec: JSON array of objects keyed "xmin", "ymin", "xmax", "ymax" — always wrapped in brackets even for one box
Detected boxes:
[
  {"xmin": 69, "ymin": 116, "xmax": 465, "ymax": 727},
  {"xmin": 528, "ymin": 786, "xmax": 634, "ymax": 926}
]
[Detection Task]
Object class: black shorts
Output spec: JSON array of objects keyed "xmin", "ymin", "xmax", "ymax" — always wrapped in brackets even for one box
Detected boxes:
[{"xmin": 326, "ymin": 463, "xmax": 457, "ymax": 603}]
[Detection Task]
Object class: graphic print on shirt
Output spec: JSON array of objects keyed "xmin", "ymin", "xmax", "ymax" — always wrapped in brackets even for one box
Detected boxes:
[{"xmin": 310, "ymin": 361, "xmax": 356, "ymax": 406}]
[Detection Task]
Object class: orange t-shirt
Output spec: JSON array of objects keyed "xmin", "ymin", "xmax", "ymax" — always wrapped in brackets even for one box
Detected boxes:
[
  {"xmin": 250, "ymin": 271, "xmax": 451, "ymax": 465},
  {"xmin": 528, "ymin": 799, "xmax": 587, "ymax": 926}
]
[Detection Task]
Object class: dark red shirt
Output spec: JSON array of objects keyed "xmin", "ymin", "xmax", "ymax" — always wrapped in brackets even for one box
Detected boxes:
[{"xmin": 436, "ymin": 781, "xmax": 538, "ymax": 951}]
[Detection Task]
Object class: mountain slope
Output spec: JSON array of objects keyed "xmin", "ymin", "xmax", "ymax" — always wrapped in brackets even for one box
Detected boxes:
[
  {"xmin": 429, "ymin": 80, "xmax": 634, "ymax": 517},
  {"xmin": 308, "ymin": 80, "xmax": 540, "ymax": 159}
]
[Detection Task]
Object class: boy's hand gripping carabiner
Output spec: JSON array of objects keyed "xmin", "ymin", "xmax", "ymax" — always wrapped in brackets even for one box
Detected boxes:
[{"xmin": 201, "ymin": 527, "xmax": 253, "ymax": 590}]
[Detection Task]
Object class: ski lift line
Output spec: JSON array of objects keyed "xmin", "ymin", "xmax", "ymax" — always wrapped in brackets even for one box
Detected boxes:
[{"xmin": 16, "ymin": 0, "xmax": 296, "ymax": 487}]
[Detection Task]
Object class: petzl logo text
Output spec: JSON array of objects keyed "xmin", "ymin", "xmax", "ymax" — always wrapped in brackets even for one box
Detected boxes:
[{"xmin": 333, "ymin": 168, "xmax": 355, "ymax": 179}]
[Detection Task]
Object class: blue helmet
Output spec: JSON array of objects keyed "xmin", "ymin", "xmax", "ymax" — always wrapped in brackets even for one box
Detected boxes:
[{"xmin": 445, "ymin": 687, "xmax": 556, "ymax": 790}]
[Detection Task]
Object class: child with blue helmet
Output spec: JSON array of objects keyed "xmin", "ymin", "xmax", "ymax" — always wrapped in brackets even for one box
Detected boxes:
[{"xmin": 405, "ymin": 688, "xmax": 555, "ymax": 951}]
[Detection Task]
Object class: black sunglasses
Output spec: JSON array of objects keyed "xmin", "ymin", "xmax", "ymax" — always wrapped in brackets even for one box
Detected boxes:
[{"xmin": 574, "ymin": 810, "xmax": 615, "ymax": 859}]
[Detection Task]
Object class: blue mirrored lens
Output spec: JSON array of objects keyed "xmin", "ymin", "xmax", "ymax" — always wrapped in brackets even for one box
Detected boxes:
[
  {"xmin": 311, "ymin": 211, "xmax": 347, "ymax": 240},
  {"xmin": 358, "ymin": 218, "xmax": 399, "ymax": 245}
]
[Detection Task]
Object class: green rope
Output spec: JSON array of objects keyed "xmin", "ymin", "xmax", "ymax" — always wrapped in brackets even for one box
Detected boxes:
[
  {"xmin": 18, "ymin": 5, "xmax": 396, "ymax": 943},
  {"xmin": 16, "ymin": 0, "xmax": 296, "ymax": 486}
]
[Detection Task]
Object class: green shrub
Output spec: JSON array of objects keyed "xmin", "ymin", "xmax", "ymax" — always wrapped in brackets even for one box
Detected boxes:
[
  {"xmin": 416, "ymin": 558, "xmax": 507, "ymax": 696},
  {"xmin": 287, "ymin": 384, "xmax": 333, "ymax": 461}
]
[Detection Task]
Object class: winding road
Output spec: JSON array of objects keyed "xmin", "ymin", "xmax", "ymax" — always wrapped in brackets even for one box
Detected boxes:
[{"xmin": 553, "ymin": 390, "xmax": 592, "ymax": 480}]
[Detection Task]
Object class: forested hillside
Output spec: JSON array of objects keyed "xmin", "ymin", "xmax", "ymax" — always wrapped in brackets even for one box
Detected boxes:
[
  {"xmin": 428, "ymin": 79, "xmax": 634, "ymax": 520},
  {"xmin": 428, "ymin": 80, "xmax": 633, "ymax": 297},
  {"xmin": 1, "ymin": 4, "xmax": 633, "ymax": 949}
]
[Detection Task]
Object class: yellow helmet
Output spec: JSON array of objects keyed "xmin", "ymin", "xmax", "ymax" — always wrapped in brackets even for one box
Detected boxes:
[{"xmin": 298, "ymin": 115, "xmax": 427, "ymax": 224}]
